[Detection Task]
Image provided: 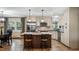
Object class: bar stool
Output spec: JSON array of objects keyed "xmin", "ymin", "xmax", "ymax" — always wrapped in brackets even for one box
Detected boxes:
[
  {"xmin": 24, "ymin": 35, "xmax": 32, "ymax": 50},
  {"xmin": 40, "ymin": 35, "xmax": 48, "ymax": 49}
]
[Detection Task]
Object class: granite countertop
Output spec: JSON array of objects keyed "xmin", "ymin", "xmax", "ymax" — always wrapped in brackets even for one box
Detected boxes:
[{"xmin": 21, "ymin": 32, "xmax": 52, "ymax": 35}]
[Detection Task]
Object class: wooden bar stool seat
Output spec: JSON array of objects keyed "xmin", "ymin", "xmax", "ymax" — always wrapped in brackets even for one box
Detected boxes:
[
  {"xmin": 41, "ymin": 39, "xmax": 48, "ymax": 48},
  {"xmin": 40, "ymin": 35, "xmax": 48, "ymax": 49},
  {"xmin": 24, "ymin": 35, "xmax": 32, "ymax": 50}
]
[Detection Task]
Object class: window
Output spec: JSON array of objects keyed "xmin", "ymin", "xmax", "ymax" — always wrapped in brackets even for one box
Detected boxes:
[{"xmin": 8, "ymin": 18, "xmax": 22, "ymax": 32}]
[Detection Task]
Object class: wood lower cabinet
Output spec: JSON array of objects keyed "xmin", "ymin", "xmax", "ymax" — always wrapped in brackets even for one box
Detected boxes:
[
  {"xmin": 33, "ymin": 35, "xmax": 41, "ymax": 48},
  {"xmin": 23, "ymin": 34, "xmax": 51, "ymax": 48}
]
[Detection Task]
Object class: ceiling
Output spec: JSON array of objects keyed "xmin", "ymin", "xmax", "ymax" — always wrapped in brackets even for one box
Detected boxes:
[{"xmin": 0, "ymin": 7, "xmax": 67, "ymax": 17}]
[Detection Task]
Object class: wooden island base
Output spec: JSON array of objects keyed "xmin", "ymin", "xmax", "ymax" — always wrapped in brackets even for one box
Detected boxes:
[{"xmin": 22, "ymin": 33, "xmax": 52, "ymax": 49}]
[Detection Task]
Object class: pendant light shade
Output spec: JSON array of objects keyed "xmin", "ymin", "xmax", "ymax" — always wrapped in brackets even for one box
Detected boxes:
[{"xmin": 41, "ymin": 9, "xmax": 44, "ymax": 22}]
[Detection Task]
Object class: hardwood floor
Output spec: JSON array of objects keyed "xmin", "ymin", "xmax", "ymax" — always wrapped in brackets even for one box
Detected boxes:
[
  {"xmin": 0, "ymin": 39, "xmax": 71, "ymax": 51},
  {"xmin": 50, "ymin": 40, "xmax": 70, "ymax": 51}
]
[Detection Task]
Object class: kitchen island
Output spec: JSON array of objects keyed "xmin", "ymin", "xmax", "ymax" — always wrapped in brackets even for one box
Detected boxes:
[{"xmin": 22, "ymin": 32, "xmax": 52, "ymax": 49}]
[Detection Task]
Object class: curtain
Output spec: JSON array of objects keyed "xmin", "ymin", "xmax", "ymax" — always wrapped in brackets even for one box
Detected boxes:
[
  {"xmin": 21, "ymin": 17, "xmax": 26, "ymax": 33},
  {"xmin": 4, "ymin": 17, "xmax": 8, "ymax": 33}
]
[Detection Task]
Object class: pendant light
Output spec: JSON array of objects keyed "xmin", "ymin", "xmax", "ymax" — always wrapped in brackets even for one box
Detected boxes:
[
  {"xmin": 41, "ymin": 9, "xmax": 44, "ymax": 22},
  {"xmin": 0, "ymin": 11, "xmax": 5, "ymax": 22},
  {"xmin": 28, "ymin": 9, "xmax": 31, "ymax": 22}
]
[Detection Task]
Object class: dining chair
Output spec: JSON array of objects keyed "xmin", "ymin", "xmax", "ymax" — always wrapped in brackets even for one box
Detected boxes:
[
  {"xmin": 6, "ymin": 29, "xmax": 13, "ymax": 45},
  {"xmin": 0, "ymin": 34, "xmax": 10, "ymax": 46},
  {"xmin": 0, "ymin": 35, "xmax": 4, "ymax": 48}
]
